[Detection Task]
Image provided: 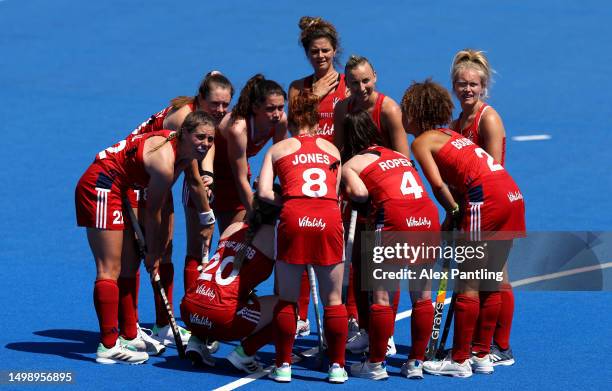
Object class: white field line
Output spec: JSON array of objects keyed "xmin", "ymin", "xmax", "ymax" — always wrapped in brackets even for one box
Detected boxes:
[
  {"xmin": 511, "ymin": 134, "xmax": 551, "ymax": 141},
  {"xmin": 215, "ymin": 261, "xmax": 611, "ymax": 390}
]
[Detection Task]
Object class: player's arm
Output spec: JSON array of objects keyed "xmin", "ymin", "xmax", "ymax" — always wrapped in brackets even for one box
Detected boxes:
[
  {"xmin": 162, "ymin": 105, "xmax": 191, "ymax": 131},
  {"xmin": 225, "ymin": 119, "xmax": 254, "ymax": 213},
  {"xmin": 257, "ymin": 147, "xmax": 282, "ymax": 206},
  {"xmin": 333, "ymin": 99, "xmax": 348, "ymax": 152},
  {"xmin": 479, "ymin": 108, "xmax": 506, "ymax": 163},
  {"xmin": 143, "ymin": 141, "xmax": 175, "ymax": 276},
  {"xmin": 382, "ymin": 98, "xmax": 411, "ymax": 159},
  {"xmin": 341, "ymin": 158, "xmax": 369, "ymax": 203}
]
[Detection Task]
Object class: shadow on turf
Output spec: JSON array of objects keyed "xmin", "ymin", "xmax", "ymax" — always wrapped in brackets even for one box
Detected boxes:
[{"xmin": 5, "ymin": 329, "xmax": 99, "ymax": 363}]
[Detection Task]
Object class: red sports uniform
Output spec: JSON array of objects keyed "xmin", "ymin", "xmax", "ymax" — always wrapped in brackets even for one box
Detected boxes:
[
  {"xmin": 213, "ymin": 118, "xmax": 274, "ymax": 212},
  {"xmin": 304, "ymin": 74, "xmax": 347, "ymax": 142},
  {"xmin": 180, "ymin": 227, "xmax": 274, "ymax": 340},
  {"xmin": 451, "ymin": 103, "xmax": 506, "ymax": 166},
  {"xmin": 435, "ymin": 129, "xmax": 524, "ymax": 238},
  {"xmin": 75, "ymin": 130, "xmax": 175, "ymax": 230},
  {"xmin": 274, "ymin": 136, "xmax": 343, "ymax": 265}
]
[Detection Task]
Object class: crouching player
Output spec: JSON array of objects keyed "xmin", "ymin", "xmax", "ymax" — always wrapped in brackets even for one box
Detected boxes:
[{"xmin": 180, "ymin": 199, "xmax": 280, "ymax": 373}]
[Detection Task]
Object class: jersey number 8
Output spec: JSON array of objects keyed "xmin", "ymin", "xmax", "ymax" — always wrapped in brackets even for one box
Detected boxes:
[{"xmin": 302, "ymin": 168, "xmax": 328, "ymax": 197}]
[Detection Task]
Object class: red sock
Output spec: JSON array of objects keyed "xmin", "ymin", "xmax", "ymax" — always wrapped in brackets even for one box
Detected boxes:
[
  {"xmin": 118, "ymin": 277, "xmax": 138, "ymax": 339},
  {"xmin": 368, "ymin": 304, "xmax": 394, "ymax": 363},
  {"xmin": 352, "ymin": 236, "xmax": 370, "ymax": 331},
  {"xmin": 154, "ymin": 263, "xmax": 174, "ymax": 327},
  {"xmin": 183, "ymin": 256, "xmax": 200, "ymax": 293},
  {"xmin": 451, "ymin": 294, "xmax": 479, "ymax": 363},
  {"xmin": 324, "ymin": 304, "xmax": 348, "ymax": 366},
  {"xmin": 473, "ymin": 291, "xmax": 502, "ymax": 356},
  {"xmin": 494, "ymin": 283, "xmax": 514, "ymax": 350},
  {"xmin": 346, "ymin": 264, "xmax": 358, "ymax": 320},
  {"xmin": 134, "ymin": 270, "xmax": 140, "ymax": 320},
  {"xmin": 297, "ymin": 271, "xmax": 310, "ymax": 320},
  {"xmin": 273, "ymin": 300, "xmax": 297, "ymax": 366},
  {"xmin": 409, "ymin": 299, "xmax": 434, "ymax": 360},
  {"xmin": 94, "ymin": 279, "xmax": 119, "ymax": 348},
  {"xmin": 242, "ymin": 323, "xmax": 274, "ymax": 356}
]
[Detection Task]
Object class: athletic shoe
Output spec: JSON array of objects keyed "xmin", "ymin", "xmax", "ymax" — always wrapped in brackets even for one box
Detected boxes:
[
  {"xmin": 96, "ymin": 339, "xmax": 149, "ymax": 365},
  {"xmin": 269, "ymin": 363, "xmax": 291, "ymax": 382},
  {"xmin": 423, "ymin": 354, "xmax": 472, "ymax": 378},
  {"xmin": 470, "ymin": 353, "xmax": 494, "ymax": 374},
  {"xmin": 227, "ymin": 345, "xmax": 263, "ymax": 374},
  {"xmin": 151, "ymin": 324, "xmax": 190, "ymax": 347},
  {"xmin": 386, "ymin": 336, "xmax": 397, "ymax": 357},
  {"xmin": 119, "ymin": 326, "xmax": 165, "ymax": 356},
  {"xmin": 296, "ymin": 318, "xmax": 311, "ymax": 337},
  {"xmin": 347, "ymin": 317, "xmax": 360, "ymax": 341},
  {"xmin": 207, "ymin": 339, "xmax": 220, "ymax": 354},
  {"xmin": 350, "ymin": 359, "xmax": 388, "ymax": 380},
  {"xmin": 490, "ymin": 344, "xmax": 515, "ymax": 366},
  {"xmin": 327, "ymin": 363, "xmax": 348, "ymax": 383},
  {"xmin": 400, "ymin": 359, "xmax": 423, "ymax": 379},
  {"xmin": 346, "ymin": 329, "xmax": 369, "ymax": 354},
  {"xmin": 185, "ymin": 335, "xmax": 216, "ymax": 367}
]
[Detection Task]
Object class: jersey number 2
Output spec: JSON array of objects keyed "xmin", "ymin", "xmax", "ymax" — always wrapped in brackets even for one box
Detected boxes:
[{"xmin": 200, "ymin": 253, "xmax": 239, "ymax": 286}]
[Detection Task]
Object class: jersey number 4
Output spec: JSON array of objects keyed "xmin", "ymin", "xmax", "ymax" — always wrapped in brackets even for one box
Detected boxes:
[{"xmin": 400, "ymin": 171, "xmax": 424, "ymax": 199}]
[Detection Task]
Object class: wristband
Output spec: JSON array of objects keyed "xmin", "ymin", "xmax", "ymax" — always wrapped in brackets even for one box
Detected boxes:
[{"xmin": 199, "ymin": 210, "xmax": 216, "ymax": 226}]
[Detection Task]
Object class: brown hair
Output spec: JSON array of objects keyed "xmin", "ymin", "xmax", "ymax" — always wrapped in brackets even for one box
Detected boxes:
[
  {"xmin": 170, "ymin": 71, "xmax": 234, "ymax": 109},
  {"xmin": 149, "ymin": 111, "xmax": 216, "ymax": 153},
  {"xmin": 451, "ymin": 49, "xmax": 493, "ymax": 99},
  {"xmin": 401, "ymin": 79, "xmax": 454, "ymax": 133},
  {"xmin": 342, "ymin": 110, "xmax": 384, "ymax": 160},
  {"xmin": 298, "ymin": 16, "xmax": 342, "ymax": 67},
  {"xmin": 345, "ymin": 54, "xmax": 375, "ymax": 75},
  {"xmin": 230, "ymin": 74, "xmax": 287, "ymax": 122},
  {"xmin": 288, "ymin": 92, "xmax": 319, "ymax": 134}
]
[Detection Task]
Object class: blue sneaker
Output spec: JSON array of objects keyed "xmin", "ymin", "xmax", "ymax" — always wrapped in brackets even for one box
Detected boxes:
[{"xmin": 490, "ymin": 344, "xmax": 515, "ymax": 366}]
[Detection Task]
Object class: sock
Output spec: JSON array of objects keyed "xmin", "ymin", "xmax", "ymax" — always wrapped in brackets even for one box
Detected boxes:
[
  {"xmin": 183, "ymin": 256, "xmax": 200, "ymax": 293},
  {"xmin": 352, "ymin": 236, "xmax": 370, "ymax": 331},
  {"xmin": 451, "ymin": 294, "xmax": 479, "ymax": 363},
  {"xmin": 273, "ymin": 300, "xmax": 297, "ymax": 366},
  {"xmin": 134, "ymin": 270, "xmax": 140, "ymax": 321},
  {"xmin": 409, "ymin": 299, "xmax": 434, "ymax": 360},
  {"xmin": 324, "ymin": 304, "xmax": 348, "ymax": 366},
  {"xmin": 118, "ymin": 277, "xmax": 138, "ymax": 339},
  {"xmin": 94, "ymin": 279, "xmax": 119, "ymax": 348},
  {"xmin": 494, "ymin": 283, "xmax": 514, "ymax": 350},
  {"xmin": 297, "ymin": 271, "xmax": 310, "ymax": 320},
  {"xmin": 242, "ymin": 323, "xmax": 274, "ymax": 357},
  {"xmin": 368, "ymin": 304, "xmax": 394, "ymax": 363},
  {"xmin": 473, "ymin": 291, "xmax": 502, "ymax": 356},
  {"xmin": 346, "ymin": 264, "xmax": 358, "ymax": 320},
  {"xmin": 154, "ymin": 263, "xmax": 174, "ymax": 327}
]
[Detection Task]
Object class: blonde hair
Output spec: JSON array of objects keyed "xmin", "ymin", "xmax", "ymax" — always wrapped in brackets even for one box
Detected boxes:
[
  {"xmin": 451, "ymin": 49, "xmax": 494, "ymax": 99},
  {"xmin": 148, "ymin": 111, "xmax": 216, "ymax": 154},
  {"xmin": 345, "ymin": 54, "xmax": 375, "ymax": 74}
]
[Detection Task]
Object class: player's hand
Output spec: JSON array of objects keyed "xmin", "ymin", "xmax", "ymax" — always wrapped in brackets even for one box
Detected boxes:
[
  {"xmin": 312, "ymin": 72, "xmax": 340, "ymax": 98},
  {"xmin": 145, "ymin": 254, "xmax": 160, "ymax": 278}
]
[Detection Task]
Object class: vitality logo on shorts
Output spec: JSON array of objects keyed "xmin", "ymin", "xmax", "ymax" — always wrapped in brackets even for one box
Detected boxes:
[
  {"xmin": 190, "ymin": 314, "xmax": 213, "ymax": 329},
  {"xmin": 298, "ymin": 216, "xmax": 326, "ymax": 231},
  {"xmin": 406, "ymin": 216, "xmax": 432, "ymax": 228},
  {"xmin": 195, "ymin": 284, "xmax": 216, "ymax": 301}
]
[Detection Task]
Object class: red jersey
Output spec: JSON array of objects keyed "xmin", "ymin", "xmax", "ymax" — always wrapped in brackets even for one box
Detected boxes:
[
  {"xmin": 188, "ymin": 227, "xmax": 274, "ymax": 308},
  {"xmin": 348, "ymin": 92, "xmax": 388, "ymax": 145},
  {"xmin": 94, "ymin": 130, "xmax": 176, "ymax": 190},
  {"xmin": 452, "ymin": 103, "xmax": 506, "ymax": 166},
  {"xmin": 274, "ymin": 135, "xmax": 339, "ymax": 202},
  {"xmin": 304, "ymin": 74, "xmax": 347, "ymax": 142},
  {"xmin": 128, "ymin": 102, "xmax": 196, "ymax": 138}
]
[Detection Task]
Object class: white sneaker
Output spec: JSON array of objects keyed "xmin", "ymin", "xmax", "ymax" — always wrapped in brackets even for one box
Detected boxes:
[
  {"xmin": 207, "ymin": 339, "xmax": 220, "ymax": 354},
  {"xmin": 350, "ymin": 359, "xmax": 389, "ymax": 380},
  {"xmin": 296, "ymin": 318, "xmax": 311, "ymax": 337},
  {"xmin": 386, "ymin": 336, "xmax": 397, "ymax": 357},
  {"xmin": 269, "ymin": 362, "xmax": 291, "ymax": 382},
  {"xmin": 227, "ymin": 346, "xmax": 262, "ymax": 374},
  {"xmin": 96, "ymin": 339, "xmax": 149, "ymax": 365},
  {"xmin": 151, "ymin": 324, "xmax": 190, "ymax": 347},
  {"xmin": 185, "ymin": 335, "xmax": 216, "ymax": 367},
  {"xmin": 347, "ymin": 317, "xmax": 360, "ymax": 341},
  {"xmin": 119, "ymin": 326, "xmax": 166, "ymax": 356},
  {"xmin": 470, "ymin": 353, "xmax": 494, "ymax": 374},
  {"xmin": 346, "ymin": 329, "xmax": 369, "ymax": 354},
  {"xmin": 423, "ymin": 354, "xmax": 472, "ymax": 378},
  {"xmin": 400, "ymin": 359, "xmax": 423, "ymax": 379},
  {"xmin": 327, "ymin": 363, "xmax": 348, "ymax": 383}
]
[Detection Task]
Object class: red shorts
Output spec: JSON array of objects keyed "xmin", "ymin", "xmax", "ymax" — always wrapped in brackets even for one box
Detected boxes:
[
  {"xmin": 275, "ymin": 199, "xmax": 343, "ymax": 266},
  {"xmin": 461, "ymin": 176, "xmax": 526, "ymax": 240},
  {"xmin": 180, "ymin": 297, "xmax": 260, "ymax": 341},
  {"xmin": 75, "ymin": 163, "xmax": 126, "ymax": 230},
  {"xmin": 126, "ymin": 187, "xmax": 146, "ymax": 209}
]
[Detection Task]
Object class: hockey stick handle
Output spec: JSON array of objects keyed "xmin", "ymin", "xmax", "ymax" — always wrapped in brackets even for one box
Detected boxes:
[
  {"xmin": 436, "ymin": 292, "xmax": 456, "ymax": 360},
  {"xmin": 307, "ymin": 265, "xmax": 325, "ymax": 355},
  {"xmin": 341, "ymin": 210, "xmax": 358, "ymax": 302}
]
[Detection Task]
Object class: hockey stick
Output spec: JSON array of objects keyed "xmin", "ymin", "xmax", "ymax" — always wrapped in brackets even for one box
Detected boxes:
[
  {"xmin": 435, "ymin": 292, "xmax": 456, "ymax": 360},
  {"xmin": 307, "ymin": 264, "xmax": 325, "ymax": 369},
  {"xmin": 424, "ymin": 253, "xmax": 451, "ymax": 361},
  {"xmin": 341, "ymin": 210, "xmax": 358, "ymax": 303},
  {"xmin": 123, "ymin": 199, "xmax": 186, "ymax": 358}
]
